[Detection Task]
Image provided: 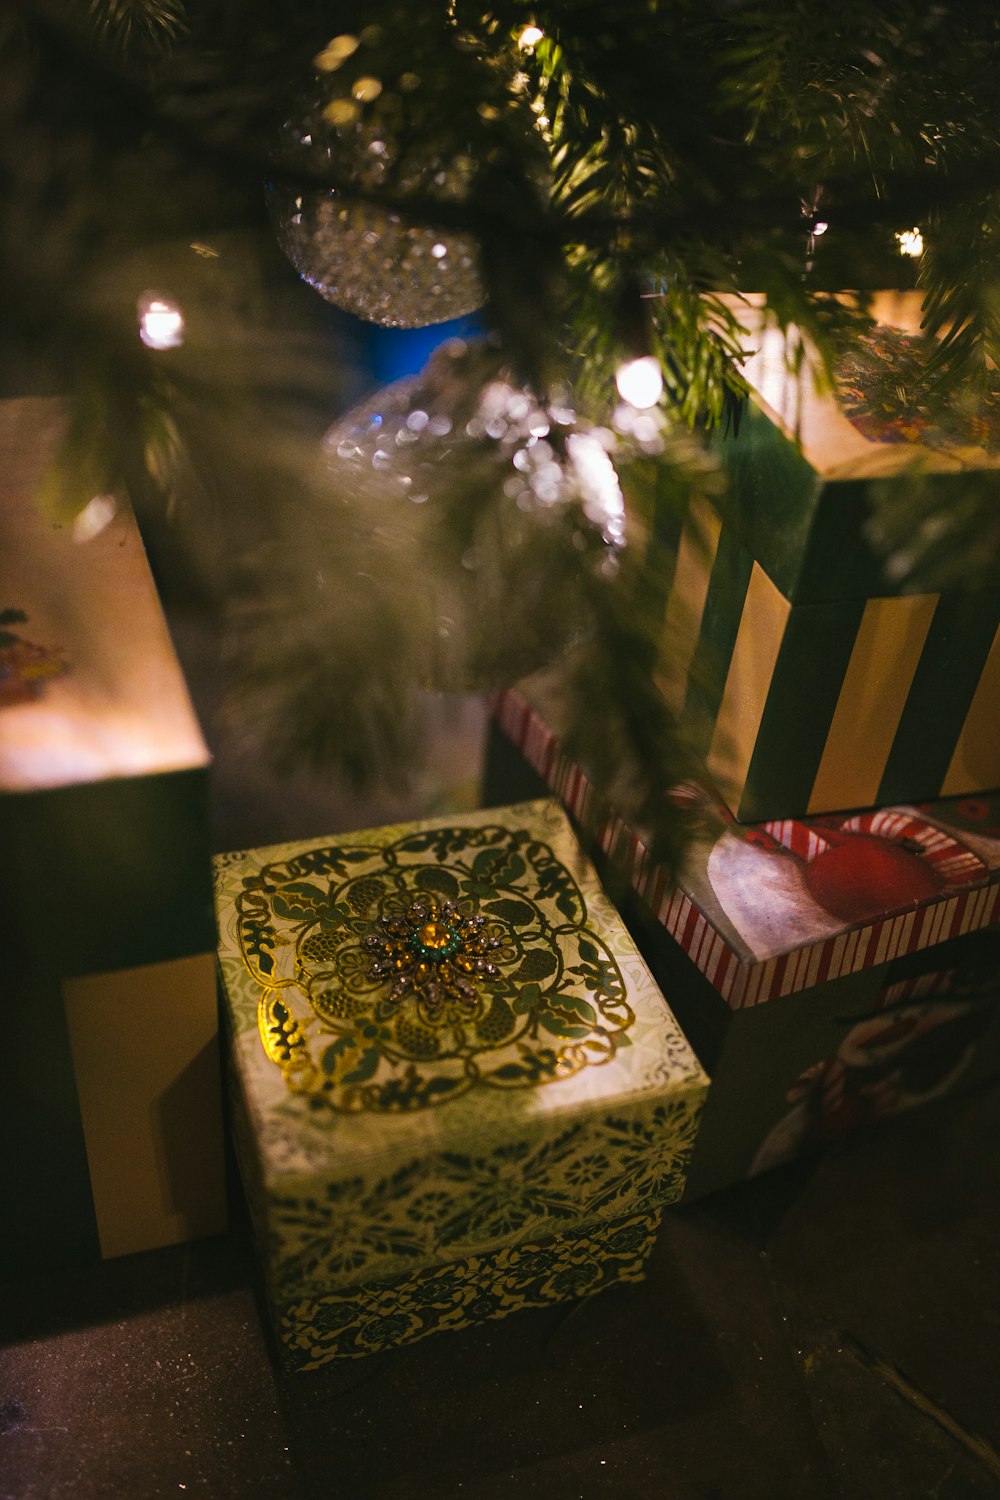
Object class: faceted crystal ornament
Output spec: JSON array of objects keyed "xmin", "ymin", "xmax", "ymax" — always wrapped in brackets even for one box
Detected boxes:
[
  {"xmin": 322, "ymin": 339, "xmax": 636, "ymax": 687},
  {"xmin": 268, "ymin": 49, "xmax": 485, "ymax": 327},
  {"xmin": 268, "ymin": 178, "xmax": 483, "ymax": 329}
]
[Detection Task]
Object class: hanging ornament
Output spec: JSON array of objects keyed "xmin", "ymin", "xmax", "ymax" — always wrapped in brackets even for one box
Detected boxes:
[
  {"xmin": 267, "ymin": 141, "xmax": 483, "ymax": 328},
  {"xmin": 322, "ymin": 339, "xmax": 654, "ymax": 688},
  {"xmin": 266, "ymin": 21, "xmax": 497, "ymax": 328}
]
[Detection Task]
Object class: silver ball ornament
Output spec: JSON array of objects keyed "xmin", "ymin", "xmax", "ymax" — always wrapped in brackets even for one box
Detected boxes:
[{"xmin": 268, "ymin": 47, "xmax": 485, "ymax": 327}]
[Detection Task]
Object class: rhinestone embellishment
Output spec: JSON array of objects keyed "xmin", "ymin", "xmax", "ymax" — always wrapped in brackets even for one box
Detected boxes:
[{"xmin": 363, "ymin": 895, "xmax": 505, "ymax": 1021}]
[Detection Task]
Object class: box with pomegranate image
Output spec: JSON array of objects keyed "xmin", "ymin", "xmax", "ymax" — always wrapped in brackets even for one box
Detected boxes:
[{"xmin": 488, "ymin": 683, "xmax": 1000, "ymax": 1197}]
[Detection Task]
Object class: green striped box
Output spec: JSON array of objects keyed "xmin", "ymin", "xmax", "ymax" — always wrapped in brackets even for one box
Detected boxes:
[
  {"xmin": 213, "ymin": 800, "xmax": 707, "ymax": 1367},
  {"xmin": 662, "ymin": 293, "xmax": 1000, "ymax": 822},
  {"xmin": 1, "ymin": 397, "xmax": 227, "ymax": 1272}
]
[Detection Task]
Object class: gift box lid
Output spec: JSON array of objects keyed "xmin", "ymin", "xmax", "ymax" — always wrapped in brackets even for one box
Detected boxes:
[
  {"xmin": 713, "ymin": 293, "xmax": 1000, "ymax": 605},
  {"xmin": 0, "ymin": 397, "xmax": 208, "ymax": 793},
  {"xmin": 495, "ymin": 678, "xmax": 1000, "ymax": 1011},
  {"xmin": 213, "ymin": 799, "xmax": 707, "ymax": 1297}
]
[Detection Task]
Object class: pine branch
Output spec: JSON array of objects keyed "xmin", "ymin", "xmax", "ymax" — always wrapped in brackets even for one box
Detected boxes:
[
  {"xmin": 6, "ymin": 0, "xmax": 1000, "ymax": 813},
  {"xmin": 85, "ymin": 0, "xmax": 188, "ymax": 53}
]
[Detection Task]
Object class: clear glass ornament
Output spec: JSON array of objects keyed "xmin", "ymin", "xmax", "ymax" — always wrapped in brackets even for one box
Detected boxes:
[{"xmin": 322, "ymin": 340, "xmax": 641, "ymax": 689}]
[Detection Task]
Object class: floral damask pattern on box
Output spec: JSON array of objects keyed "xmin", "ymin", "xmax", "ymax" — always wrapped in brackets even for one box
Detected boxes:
[
  {"xmin": 276, "ymin": 1208, "xmax": 661, "ymax": 1369},
  {"xmin": 215, "ymin": 800, "xmax": 707, "ymax": 1359},
  {"xmin": 249, "ymin": 1100, "xmax": 697, "ymax": 1296},
  {"xmin": 233, "ymin": 807, "xmax": 640, "ymax": 1111}
]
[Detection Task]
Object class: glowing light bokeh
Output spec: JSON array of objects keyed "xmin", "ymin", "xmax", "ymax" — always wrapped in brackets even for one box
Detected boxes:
[
  {"xmin": 138, "ymin": 294, "xmax": 184, "ymax": 350},
  {"xmin": 615, "ymin": 355, "xmax": 663, "ymax": 410}
]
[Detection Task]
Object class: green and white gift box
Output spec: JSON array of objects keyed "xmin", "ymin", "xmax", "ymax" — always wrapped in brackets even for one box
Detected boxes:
[
  {"xmin": 213, "ymin": 799, "xmax": 708, "ymax": 1368},
  {"xmin": 663, "ymin": 293, "xmax": 1000, "ymax": 822}
]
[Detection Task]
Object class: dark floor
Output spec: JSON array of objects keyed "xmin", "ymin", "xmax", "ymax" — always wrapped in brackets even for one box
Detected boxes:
[
  {"xmin": 3, "ymin": 1086, "xmax": 1000, "ymax": 1500},
  {"xmin": 2, "ymin": 608, "xmax": 1000, "ymax": 1500}
]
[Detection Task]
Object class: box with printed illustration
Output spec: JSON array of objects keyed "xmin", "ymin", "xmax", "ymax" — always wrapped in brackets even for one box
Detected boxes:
[
  {"xmin": 489, "ymin": 683, "xmax": 1000, "ymax": 1199},
  {"xmin": 212, "ymin": 799, "xmax": 707, "ymax": 1368},
  {"xmin": 1, "ymin": 397, "xmax": 226, "ymax": 1273},
  {"xmin": 656, "ymin": 292, "xmax": 1000, "ymax": 822}
]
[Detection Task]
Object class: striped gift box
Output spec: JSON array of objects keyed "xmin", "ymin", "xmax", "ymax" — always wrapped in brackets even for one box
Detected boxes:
[
  {"xmin": 489, "ymin": 682, "xmax": 1000, "ymax": 1194},
  {"xmin": 656, "ymin": 492, "xmax": 1000, "ymax": 822},
  {"xmin": 663, "ymin": 292, "xmax": 1000, "ymax": 822},
  {"xmin": 493, "ymin": 684, "xmax": 1000, "ymax": 1010},
  {"xmin": 1, "ymin": 398, "xmax": 227, "ymax": 1271}
]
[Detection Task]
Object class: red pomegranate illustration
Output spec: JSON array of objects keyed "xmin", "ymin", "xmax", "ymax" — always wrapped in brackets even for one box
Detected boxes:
[{"xmin": 802, "ymin": 825, "xmax": 943, "ymax": 923}]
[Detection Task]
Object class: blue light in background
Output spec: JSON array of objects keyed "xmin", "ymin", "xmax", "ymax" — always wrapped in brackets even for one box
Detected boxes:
[{"xmin": 363, "ymin": 312, "xmax": 486, "ymax": 385}]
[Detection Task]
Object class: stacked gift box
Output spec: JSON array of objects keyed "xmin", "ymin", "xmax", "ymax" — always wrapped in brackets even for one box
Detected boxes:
[
  {"xmin": 1, "ymin": 396, "xmax": 227, "ymax": 1271},
  {"xmin": 487, "ymin": 293, "xmax": 1000, "ymax": 1196},
  {"xmin": 213, "ymin": 799, "xmax": 708, "ymax": 1368},
  {"xmin": 656, "ymin": 292, "xmax": 1000, "ymax": 822},
  {"xmin": 489, "ymin": 685, "xmax": 1000, "ymax": 1196}
]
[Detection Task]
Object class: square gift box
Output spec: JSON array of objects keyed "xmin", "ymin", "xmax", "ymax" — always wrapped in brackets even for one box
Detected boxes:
[
  {"xmin": 1, "ymin": 397, "xmax": 226, "ymax": 1272},
  {"xmin": 213, "ymin": 798, "xmax": 708, "ymax": 1369},
  {"xmin": 657, "ymin": 292, "xmax": 1000, "ymax": 821},
  {"xmin": 490, "ymin": 680, "xmax": 1000, "ymax": 1199}
]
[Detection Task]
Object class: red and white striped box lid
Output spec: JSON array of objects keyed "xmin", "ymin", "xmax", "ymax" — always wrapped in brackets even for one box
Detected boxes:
[{"xmin": 494, "ymin": 685, "xmax": 1000, "ymax": 1010}]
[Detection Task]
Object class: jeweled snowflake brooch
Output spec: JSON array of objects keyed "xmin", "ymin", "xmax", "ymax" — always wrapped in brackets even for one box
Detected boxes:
[{"xmin": 363, "ymin": 894, "xmax": 506, "ymax": 1023}]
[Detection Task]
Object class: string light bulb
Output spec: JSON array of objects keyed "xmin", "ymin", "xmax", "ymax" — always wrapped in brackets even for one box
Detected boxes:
[
  {"xmin": 138, "ymin": 293, "xmax": 184, "ymax": 350},
  {"xmin": 615, "ymin": 355, "xmax": 663, "ymax": 410},
  {"xmin": 896, "ymin": 227, "xmax": 924, "ymax": 257},
  {"xmin": 518, "ymin": 24, "xmax": 544, "ymax": 49}
]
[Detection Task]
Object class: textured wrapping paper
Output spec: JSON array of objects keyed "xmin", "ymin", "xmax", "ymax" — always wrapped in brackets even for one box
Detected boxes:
[
  {"xmin": 662, "ymin": 292, "xmax": 1000, "ymax": 821},
  {"xmin": 213, "ymin": 798, "xmax": 708, "ymax": 1367},
  {"xmin": 270, "ymin": 1209, "xmax": 662, "ymax": 1367},
  {"xmin": 487, "ymin": 700, "xmax": 1000, "ymax": 1197},
  {"xmin": 711, "ymin": 293, "xmax": 1000, "ymax": 604},
  {"xmin": 495, "ymin": 683, "xmax": 1000, "ymax": 1009},
  {"xmin": 1, "ymin": 397, "xmax": 226, "ymax": 1269},
  {"xmin": 656, "ymin": 493, "xmax": 1000, "ymax": 822}
]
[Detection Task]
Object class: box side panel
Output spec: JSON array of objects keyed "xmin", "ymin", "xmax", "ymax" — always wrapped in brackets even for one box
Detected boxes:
[
  {"xmin": 253, "ymin": 1074, "xmax": 703, "ymax": 1304},
  {"xmin": 941, "ymin": 621, "xmax": 1000, "ymax": 797},
  {"xmin": 877, "ymin": 594, "xmax": 1000, "ymax": 806},
  {"xmin": 714, "ymin": 400, "xmax": 825, "ymax": 602},
  {"xmin": 0, "ymin": 972, "xmax": 102, "ymax": 1273},
  {"xmin": 704, "ymin": 561, "xmax": 791, "ymax": 811},
  {"xmin": 795, "ymin": 478, "xmax": 886, "ymax": 603},
  {"xmin": 654, "ymin": 496, "xmax": 723, "ymax": 714},
  {"xmin": 739, "ymin": 594, "xmax": 865, "ymax": 820},
  {"xmin": 681, "ymin": 522, "xmax": 755, "ymax": 760},
  {"xmin": 683, "ymin": 930, "xmax": 1000, "ymax": 1199},
  {"xmin": 62, "ymin": 952, "xmax": 227, "ymax": 1259},
  {"xmin": 2, "ymin": 766, "xmax": 215, "ymax": 978},
  {"xmin": 274, "ymin": 1207, "xmax": 662, "ymax": 1369},
  {"xmin": 668, "ymin": 502, "xmax": 1000, "ymax": 819},
  {"xmin": 806, "ymin": 594, "xmax": 939, "ymax": 814}
]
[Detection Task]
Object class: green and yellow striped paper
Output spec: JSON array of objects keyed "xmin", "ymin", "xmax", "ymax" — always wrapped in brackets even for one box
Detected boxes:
[{"xmin": 655, "ymin": 497, "xmax": 1000, "ymax": 822}]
